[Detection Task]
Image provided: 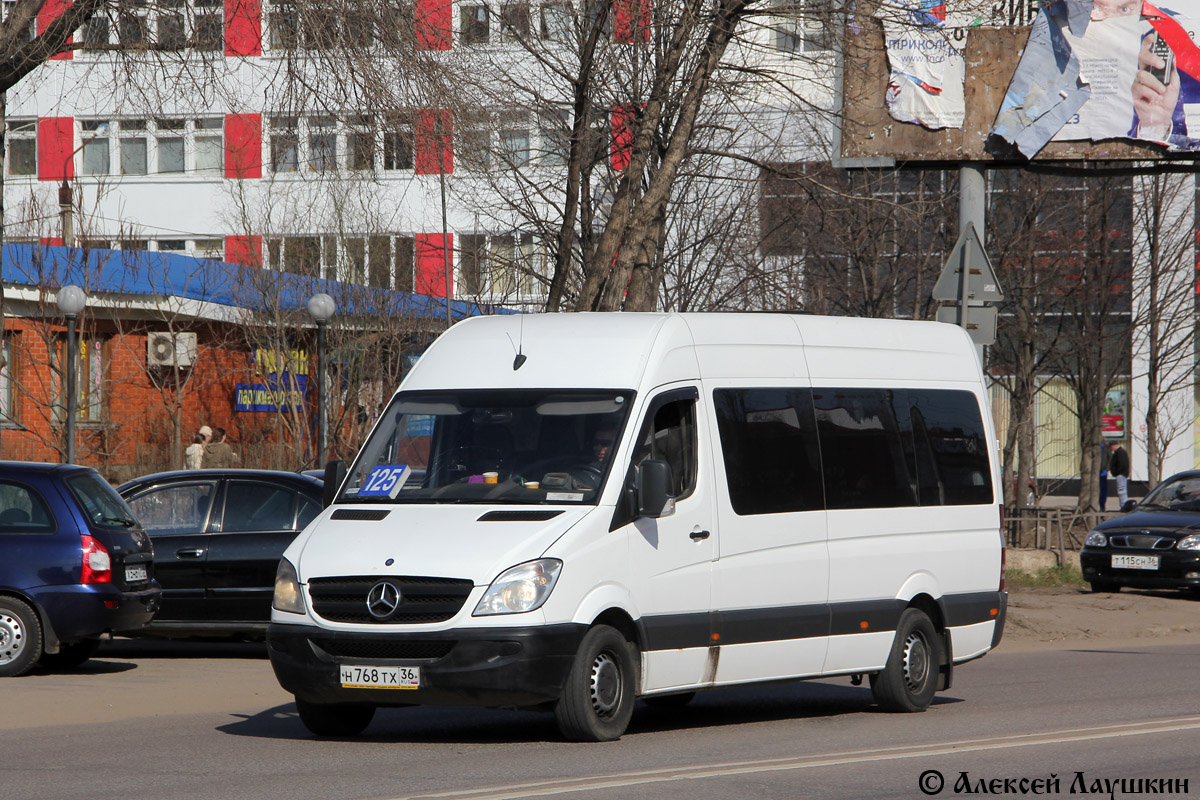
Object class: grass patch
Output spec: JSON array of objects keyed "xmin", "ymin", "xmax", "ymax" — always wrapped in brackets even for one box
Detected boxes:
[{"xmin": 1007, "ymin": 564, "xmax": 1086, "ymax": 588}]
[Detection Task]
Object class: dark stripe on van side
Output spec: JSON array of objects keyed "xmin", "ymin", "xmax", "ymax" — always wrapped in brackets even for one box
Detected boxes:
[
  {"xmin": 717, "ymin": 605, "xmax": 829, "ymax": 646},
  {"xmin": 638, "ymin": 591, "xmax": 1004, "ymax": 652},
  {"xmin": 828, "ymin": 599, "xmax": 905, "ymax": 636},
  {"xmin": 942, "ymin": 591, "xmax": 1003, "ymax": 627},
  {"xmin": 639, "ymin": 612, "xmax": 712, "ymax": 651}
]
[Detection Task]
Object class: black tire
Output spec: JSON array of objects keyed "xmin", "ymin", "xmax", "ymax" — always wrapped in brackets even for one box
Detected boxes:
[
  {"xmin": 38, "ymin": 638, "xmax": 101, "ymax": 670},
  {"xmin": 0, "ymin": 597, "xmax": 42, "ymax": 678},
  {"xmin": 295, "ymin": 698, "xmax": 376, "ymax": 737},
  {"xmin": 1090, "ymin": 581, "xmax": 1121, "ymax": 593},
  {"xmin": 870, "ymin": 608, "xmax": 939, "ymax": 713},
  {"xmin": 642, "ymin": 692, "xmax": 695, "ymax": 710},
  {"xmin": 554, "ymin": 625, "xmax": 637, "ymax": 741}
]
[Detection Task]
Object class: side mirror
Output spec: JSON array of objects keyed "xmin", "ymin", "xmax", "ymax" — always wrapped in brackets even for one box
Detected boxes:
[
  {"xmin": 1121, "ymin": 499, "xmax": 1136, "ymax": 513},
  {"xmin": 322, "ymin": 460, "xmax": 347, "ymax": 508},
  {"xmin": 636, "ymin": 459, "xmax": 676, "ymax": 519}
]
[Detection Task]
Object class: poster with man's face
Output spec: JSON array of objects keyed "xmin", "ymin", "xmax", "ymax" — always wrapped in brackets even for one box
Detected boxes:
[{"xmin": 993, "ymin": 0, "xmax": 1200, "ymax": 154}]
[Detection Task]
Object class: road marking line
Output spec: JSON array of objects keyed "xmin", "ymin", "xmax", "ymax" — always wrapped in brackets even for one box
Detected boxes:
[{"xmin": 380, "ymin": 716, "xmax": 1200, "ymax": 800}]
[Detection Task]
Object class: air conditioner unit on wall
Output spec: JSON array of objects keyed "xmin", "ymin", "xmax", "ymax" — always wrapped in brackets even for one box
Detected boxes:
[{"xmin": 147, "ymin": 332, "xmax": 198, "ymax": 368}]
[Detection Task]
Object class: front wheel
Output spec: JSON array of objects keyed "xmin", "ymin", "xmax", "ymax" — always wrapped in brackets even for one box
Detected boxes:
[
  {"xmin": 554, "ymin": 625, "xmax": 637, "ymax": 741},
  {"xmin": 0, "ymin": 597, "xmax": 42, "ymax": 677},
  {"xmin": 870, "ymin": 608, "xmax": 939, "ymax": 713},
  {"xmin": 295, "ymin": 699, "xmax": 375, "ymax": 737}
]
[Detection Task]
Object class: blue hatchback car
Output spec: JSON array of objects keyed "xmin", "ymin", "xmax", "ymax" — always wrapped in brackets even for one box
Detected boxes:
[{"xmin": 0, "ymin": 463, "xmax": 161, "ymax": 676}]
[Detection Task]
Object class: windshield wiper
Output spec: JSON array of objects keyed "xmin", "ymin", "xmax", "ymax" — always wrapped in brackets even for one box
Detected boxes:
[{"xmin": 99, "ymin": 515, "xmax": 136, "ymax": 527}]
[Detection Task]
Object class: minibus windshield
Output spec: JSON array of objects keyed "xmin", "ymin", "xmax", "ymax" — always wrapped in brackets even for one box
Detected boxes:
[{"xmin": 338, "ymin": 389, "xmax": 634, "ymax": 504}]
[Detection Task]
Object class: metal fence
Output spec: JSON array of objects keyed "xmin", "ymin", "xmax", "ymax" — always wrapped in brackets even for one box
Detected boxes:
[{"xmin": 1003, "ymin": 506, "xmax": 1126, "ymax": 560}]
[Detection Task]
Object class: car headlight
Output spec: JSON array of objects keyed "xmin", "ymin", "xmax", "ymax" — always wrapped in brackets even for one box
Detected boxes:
[
  {"xmin": 272, "ymin": 558, "xmax": 306, "ymax": 614},
  {"xmin": 473, "ymin": 559, "xmax": 562, "ymax": 616},
  {"xmin": 1085, "ymin": 531, "xmax": 1108, "ymax": 547},
  {"xmin": 1178, "ymin": 535, "xmax": 1200, "ymax": 551}
]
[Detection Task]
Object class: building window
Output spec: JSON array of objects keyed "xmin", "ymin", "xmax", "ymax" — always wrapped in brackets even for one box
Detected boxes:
[
  {"xmin": 383, "ymin": 113, "xmax": 414, "ymax": 170},
  {"xmin": 538, "ymin": 109, "xmax": 570, "ymax": 166},
  {"xmin": 801, "ymin": 0, "xmax": 832, "ymax": 51},
  {"xmin": 498, "ymin": 113, "xmax": 531, "ymax": 166},
  {"xmin": 53, "ymin": 335, "xmax": 106, "ymax": 424},
  {"xmin": 2, "ymin": 0, "xmax": 35, "ymax": 43},
  {"xmin": 7, "ymin": 119, "xmax": 35, "ymax": 176},
  {"xmin": 195, "ymin": 117, "xmax": 224, "ymax": 174},
  {"xmin": 82, "ymin": 11, "xmax": 112, "ymax": 49},
  {"xmin": 193, "ymin": 0, "xmax": 223, "ymax": 49},
  {"xmin": 348, "ymin": 116, "xmax": 375, "ymax": 171},
  {"xmin": 156, "ymin": 118, "xmax": 186, "ymax": 173},
  {"xmin": 540, "ymin": 1, "xmax": 571, "ymax": 39},
  {"xmin": 82, "ymin": 121, "xmax": 112, "ymax": 175},
  {"xmin": 459, "ymin": 232, "xmax": 543, "ymax": 298},
  {"xmin": 309, "ymin": 117, "xmax": 337, "ymax": 172},
  {"xmin": 120, "ymin": 119, "xmax": 149, "ymax": 175},
  {"xmin": 118, "ymin": 0, "xmax": 150, "ymax": 46},
  {"xmin": 772, "ymin": 0, "xmax": 800, "ymax": 52},
  {"xmin": 461, "ymin": 4, "xmax": 490, "ymax": 44},
  {"xmin": 0, "ymin": 335, "xmax": 16, "ymax": 424},
  {"xmin": 270, "ymin": 117, "xmax": 300, "ymax": 173},
  {"xmin": 501, "ymin": 2, "xmax": 531, "ymax": 38},
  {"xmin": 270, "ymin": 0, "xmax": 300, "ymax": 48}
]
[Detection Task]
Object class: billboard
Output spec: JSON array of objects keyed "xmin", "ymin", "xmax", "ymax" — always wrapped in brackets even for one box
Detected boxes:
[{"xmin": 840, "ymin": 0, "xmax": 1200, "ymax": 161}]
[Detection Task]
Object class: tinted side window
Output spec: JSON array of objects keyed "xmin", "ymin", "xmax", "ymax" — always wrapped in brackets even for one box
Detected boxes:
[
  {"xmin": 0, "ymin": 481, "xmax": 56, "ymax": 534},
  {"xmin": 127, "ymin": 482, "xmax": 217, "ymax": 535},
  {"xmin": 814, "ymin": 388, "xmax": 916, "ymax": 510},
  {"xmin": 223, "ymin": 482, "xmax": 297, "ymax": 532},
  {"xmin": 714, "ymin": 388, "xmax": 823, "ymax": 515},
  {"xmin": 909, "ymin": 389, "xmax": 993, "ymax": 505},
  {"xmin": 630, "ymin": 398, "xmax": 697, "ymax": 500}
]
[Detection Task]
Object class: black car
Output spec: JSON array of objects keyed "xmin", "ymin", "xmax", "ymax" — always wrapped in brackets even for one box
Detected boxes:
[
  {"xmin": 0, "ymin": 462, "xmax": 160, "ymax": 676},
  {"xmin": 118, "ymin": 469, "xmax": 323, "ymax": 635},
  {"xmin": 1081, "ymin": 470, "xmax": 1200, "ymax": 593}
]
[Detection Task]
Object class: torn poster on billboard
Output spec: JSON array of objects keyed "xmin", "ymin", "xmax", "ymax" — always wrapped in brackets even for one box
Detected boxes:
[
  {"xmin": 992, "ymin": 0, "xmax": 1200, "ymax": 156},
  {"xmin": 876, "ymin": 0, "xmax": 989, "ymax": 129}
]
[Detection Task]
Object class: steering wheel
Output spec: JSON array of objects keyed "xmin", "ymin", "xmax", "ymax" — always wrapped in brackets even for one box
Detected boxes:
[{"xmin": 564, "ymin": 463, "xmax": 603, "ymax": 491}]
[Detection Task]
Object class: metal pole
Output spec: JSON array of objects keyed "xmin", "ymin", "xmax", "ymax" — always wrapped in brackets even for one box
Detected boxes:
[
  {"xmin": 959, "ymin": 164, "xmax": 987, "ymax": 364},
  {"xmin": 440, "ymin": 168, "xmax": 451, "ymax": 327},
  {"xmin": 316, "ymin": 318, "xmax": 327, "ymax": 467},
  {"xmin": 65, "ymin": 313, "xmax": 77, "ymax": 464}
]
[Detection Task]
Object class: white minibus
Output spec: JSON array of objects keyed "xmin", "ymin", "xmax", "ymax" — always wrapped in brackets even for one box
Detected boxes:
[{"xmin": 268, "ymin": 312, "xmax": 1006, "ymax": 741}]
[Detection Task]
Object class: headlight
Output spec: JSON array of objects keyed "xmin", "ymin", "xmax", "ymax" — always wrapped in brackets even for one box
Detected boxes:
[
  {"xmin": 473, "ymin": 559, "xmax": 562, "ymax": 616},
  {"xmin": 272, "ymin": 558, "xmax": 306, "ymax": 614},
  {"xmin": 1085, "ymin": 531, "xmax": 1108, "ymax": 547},
  {"xmin": 1178, "ymin": 535, "xmax": 1200, "ymax": 551}
]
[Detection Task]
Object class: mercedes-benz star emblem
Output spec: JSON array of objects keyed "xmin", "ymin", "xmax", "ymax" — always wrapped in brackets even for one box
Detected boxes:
[{"xmin": 366, "ymin": 580, "xmax": 402, "ymax": 620}]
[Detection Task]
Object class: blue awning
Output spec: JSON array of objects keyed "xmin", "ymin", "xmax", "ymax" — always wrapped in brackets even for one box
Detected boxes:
[{"xmin": 1, "ymin": 244, "xmax": 507, "ymax": 320}]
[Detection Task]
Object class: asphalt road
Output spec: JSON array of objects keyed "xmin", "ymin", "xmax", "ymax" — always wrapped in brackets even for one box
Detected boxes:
[{"xmin": 3, "ymin": 637, "xmax": 1199, "ymax": 800}]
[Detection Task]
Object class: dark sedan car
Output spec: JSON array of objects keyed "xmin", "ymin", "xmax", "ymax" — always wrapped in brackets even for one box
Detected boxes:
[
  {"xmin": 1082, "ymin": 470, "xmax": 1200, "ymax": 593},
  {"xmin": 118, "ymin": 469, "xmax": 323, "ymax": 635},
  {"xmin": 0, "ymin": 462, "xmax": 160, "ymax": 676}
]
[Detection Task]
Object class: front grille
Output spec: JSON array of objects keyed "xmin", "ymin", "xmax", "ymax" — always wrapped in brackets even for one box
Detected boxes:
[
  {"xmin": 314, "ymin": 638, "xmax": 455, "ymax": 661},
  {"xmin": 1110, "ymin": 534, "xmax": 1175, "ymax": 550},
  {"xmin": 309, "ymin": 575, "xmax": 474, "ymax": 624}
]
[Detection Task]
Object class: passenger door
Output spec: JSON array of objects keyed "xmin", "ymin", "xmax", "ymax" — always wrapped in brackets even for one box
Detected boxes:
[
  {"xmin": 123, "ymin": 480, "xmax": 218, "ymax": 621},
  {"xmin": 204, "ymin": 479, "xmax": 321, "ymax": 623},
  {"xmin": 618, "ymin": 385, "xmax": 718, "ymax": 693},
  {"xmin": 708, "ymin": 385, "xmax": 830, "ymax": 684}
]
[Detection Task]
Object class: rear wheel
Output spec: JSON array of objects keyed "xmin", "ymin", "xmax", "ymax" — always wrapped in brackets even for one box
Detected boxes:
[
  {"xmin": 554, "ymin": 625, "xmax": 637, "ymax": 741},
  {"xmin": 38, "ymin": 638, "xmax": 101, "ymax": 670},
  {"xmin": 295, "ymin": 699, "xmax": 375, "ymax": 737},
  {"xmin": 0, "ymin": 597, "xmax": 42, "ymax": 678},
  {"xmin": 870, "ymin": 608, "xmax": 939, "ymax": 713},
  {"xmin": 1090, "ymin": 580, "xmax": 1121, "ymax": 593}
]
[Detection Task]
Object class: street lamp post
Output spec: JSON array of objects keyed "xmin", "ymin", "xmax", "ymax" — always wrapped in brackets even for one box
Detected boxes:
[
  {"xmin": 307, "ymin": 293, "xmax": 336, "ymax": 467},
  {"xmin": 56, "ymin": 285, "xmax": 86, "ymax": 464}
]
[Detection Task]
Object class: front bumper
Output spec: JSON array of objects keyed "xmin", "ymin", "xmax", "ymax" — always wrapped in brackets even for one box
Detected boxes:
[
  {"xmin": 267, "ymin": 622, "xmax": 587, "ymax": 708},
  {"xmin": 1080, "ymin": 549, "xmax": 1200, "ymax": 589}
]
